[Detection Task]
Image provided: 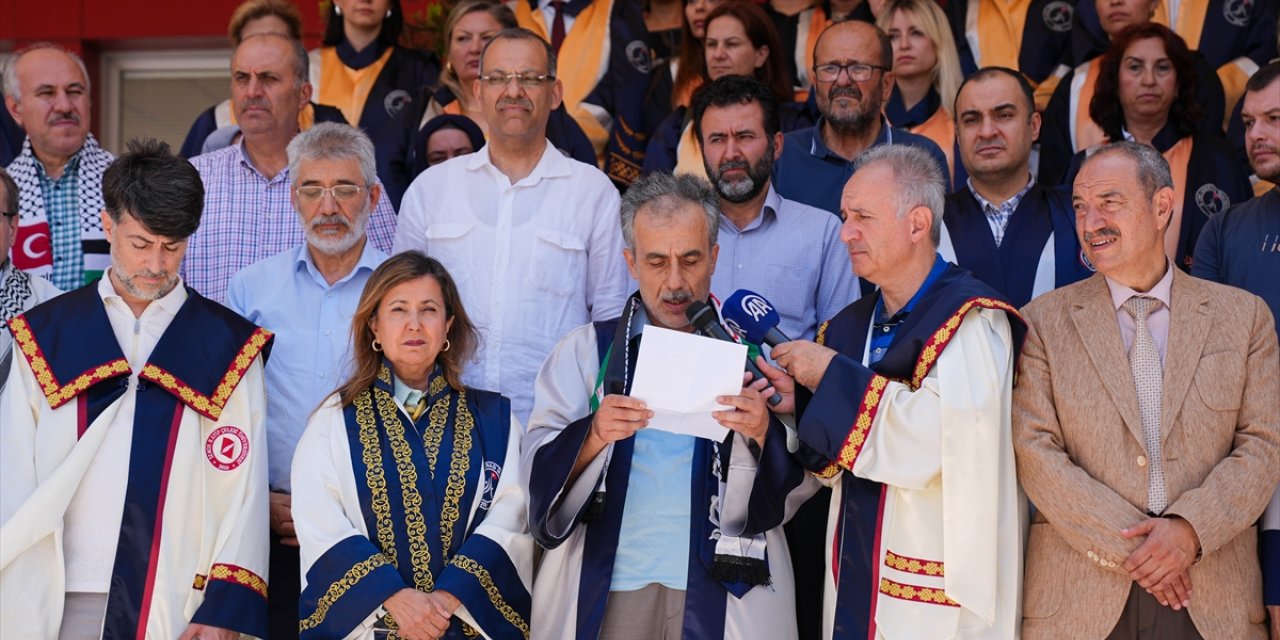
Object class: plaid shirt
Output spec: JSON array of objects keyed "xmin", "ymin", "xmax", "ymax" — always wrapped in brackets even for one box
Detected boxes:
[
  {"xmin": 183, "ymin": 141, "xmax": 397, "ymax": 303},
  {"xmin": 36, "ymin": 154, "xmax": 83, "ymax": 291},
  {"xmin": 967, "ymin": 176, "xmax": 1035, "ymax": 247}
]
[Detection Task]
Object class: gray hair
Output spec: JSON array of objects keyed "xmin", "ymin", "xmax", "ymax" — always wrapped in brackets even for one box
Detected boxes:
[
  {"xmin": 620, "ymin": 172, "xmax": 721, "ymax": 251},
  {"xmin": 0, "ymin": 167, "xmax": 18, "ymax": 214},
  {"xmin": 479, "ymin": 28, "xmax": 557, "ymax": 79},
  {"xmin": 3, "ymin": 42, "xmax": 91, "ymax": 101},
  {"xmin": 1082, "ymin": 141, "xmax": 1174, "ymax": 199},
  {"xmin": 286, "ymin": 122, "xmax": 378, "ymax": 187},
  {"xmin": 236, "ymin": 33, "xmax": 309, "ymax": 85},
  {"xmin": 854, "ymin": 144, "xmax": 945, "ymax": 246}
]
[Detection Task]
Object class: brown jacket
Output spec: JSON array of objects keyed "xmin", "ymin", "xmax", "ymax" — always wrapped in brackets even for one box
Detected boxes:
[{"xmin": 1013, "ymin": 271, "xmax": 1280, "ymax": 639}]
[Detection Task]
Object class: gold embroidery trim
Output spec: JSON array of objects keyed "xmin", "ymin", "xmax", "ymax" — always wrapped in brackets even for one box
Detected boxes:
[
  {"xmin": 879, "ymin": 577, "xmax": 959, "ymax": 607},
  {"xmin": 377, "ymin": 387, "xmax": 434, "ymax": 591},
  {"xmin": 357, "ymin": 389, "xmax": 398, "ymax": 569},
  {"xmin": 298, "ymin": 553, "xmax": 390, "ymax": 631},
  {"xmin": 138, "ymin": 327, "xmax": 272, "ymax": 420},
  {"xmin": 9, "ymin": 315, "xmax": 130, "ymax": 409},
  {"xmin": 812, "ymin": 374, "xmax": 889, "ymax": 478},
  {"xmin": 440, "ymin": 390, "xmax": 474, "ymax": 558},
  {"xmin": 909, "ymin": 298, "xmax": 1020, "ymax": 390},
  {"xmin": 815, "ymin": 320, "xmax": 829, "ymax": 346},
  {"xmin": 423, "ymin": 392, "xmax": 449, "ymax": 478},
  {"xmin": 884, "ymin": 550, "xmax": 945, "ymax": 577},
  {"xmin": 208, "ymin": 563, "xmax": 268, "ymax": 599},
  {"xmin": 451, "ymin": 555, "xmax": 530, "ymax": 638}
]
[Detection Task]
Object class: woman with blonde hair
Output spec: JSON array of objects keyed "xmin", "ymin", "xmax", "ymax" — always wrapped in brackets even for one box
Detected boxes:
[
  {"xmin": 878, "ymin": 0, "xmax": 965, "ymax": 185},
  {"xmin": 292, "ymin": 251, "xmax": 532, "ymax": 640}
]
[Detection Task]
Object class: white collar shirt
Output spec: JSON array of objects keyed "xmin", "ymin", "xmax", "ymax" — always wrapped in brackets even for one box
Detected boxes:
[{"xmin": 392, "ymin": 142, "xmax": 630, "ymax": 424}]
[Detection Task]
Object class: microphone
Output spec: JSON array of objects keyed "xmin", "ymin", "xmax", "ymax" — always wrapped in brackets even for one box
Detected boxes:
[
  {"xmin": 720, "ymin": 289, "xmax": 793, "ymax": 347},
  {"xmin": 685, "ymin": 300, "xmax": 783, "ymax": 407}
]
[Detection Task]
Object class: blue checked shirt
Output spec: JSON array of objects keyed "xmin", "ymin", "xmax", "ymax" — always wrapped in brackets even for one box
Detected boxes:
[
  {"xmin": 38, "ymin": 154, "xmax": 83, "ymax": 291},
  {"xmin": 967, "ymin": 176, "xmax": 1035, "ymax": 247},
  {"xmin": 183, "ymin": 141, "xmax": 397, "ymax": 303}
]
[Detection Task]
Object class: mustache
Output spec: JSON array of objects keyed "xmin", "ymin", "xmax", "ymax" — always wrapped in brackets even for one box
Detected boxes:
[
  {"xmin": 309, "ymin": 213, "xmax": 351, "ymax": 230},
  {"xmin": 47, "ymin": 110, "xmax": 80, "ymax": 125},
  {"xmin": 661, "ymin": 290, "xmax": 693, "ymax": 304},
  {"xmin": 498, "ymin": 97, "xmax": 533, "ymax": 111},
  {"xmin": 1250, "ymin": 143, "xmax": 1278, "ymax": 156},
  {"xmin": 238, "ymin": 97, "xmax": 269, "ymax": 111},
  {"xmin": 828, "ymin": 85, "xmax": 862, "ymax": 102},
  {"xmin": 715, "ymin": 159, "xmax": 750, "ymax": 175},
  {"xmin": 1083, "ymin": 228, "xmax": 1120, "ymax": 243}
]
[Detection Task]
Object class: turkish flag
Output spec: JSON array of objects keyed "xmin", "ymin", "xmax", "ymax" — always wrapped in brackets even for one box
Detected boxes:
[{"xmin": 12, "ymin": 222, "xmax": 51, "ymax": 270}]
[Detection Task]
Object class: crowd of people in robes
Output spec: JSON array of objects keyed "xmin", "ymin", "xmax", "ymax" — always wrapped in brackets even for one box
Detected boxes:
[{"xmin": 1, "ymin": 0, "xmax": 1279, "ymax": 638}]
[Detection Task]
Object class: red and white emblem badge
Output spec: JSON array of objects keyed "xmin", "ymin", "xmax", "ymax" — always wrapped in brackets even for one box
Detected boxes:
[{"xmin": 205, "ymin": 426, "xmax": 249, "ymax": 471}]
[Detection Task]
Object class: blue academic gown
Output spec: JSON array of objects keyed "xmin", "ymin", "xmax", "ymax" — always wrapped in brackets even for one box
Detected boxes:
[
  {"xmin": 526, "ymin": 310, "xmax": 795, "ymax": 639},
  {"xmin": 13, "ymin": 283, "xmax": 274, "ymax": 638},
  {"xmin": 942, "ymin": 184, "xmax": 1093, "ymax": 307},
  {"xmin": 741, "ymin": 261, "xmax": 1025, "ymax": 638},
  {"xmin": 944, "ymin": 0, "xmax": 1075, "ymax": 83}
]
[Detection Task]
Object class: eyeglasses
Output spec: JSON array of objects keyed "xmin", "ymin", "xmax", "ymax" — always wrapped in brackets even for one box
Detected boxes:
[
  {"xmin": 479, "ymin": 71, "xmax": 555, "ymax": 88},
  {"xmin": 812, "ymin": 62, "xmax": 886, "ymax": 83},
  {"xmin": 295, "ymin": 184, "xmax": 367, "ymax": 204}
]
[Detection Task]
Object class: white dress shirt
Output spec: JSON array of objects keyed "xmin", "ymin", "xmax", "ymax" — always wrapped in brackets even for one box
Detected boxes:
[
  {"xmin": 393, "ymin": 141, "xmax": 630, "ymax": 424},
  {"xmin": 63, "ymin": 271, "xmax": 187, "ymax": 592}
]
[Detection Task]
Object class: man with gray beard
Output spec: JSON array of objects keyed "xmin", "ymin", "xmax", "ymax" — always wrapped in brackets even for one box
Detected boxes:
[
  {"xmin": 225, "ymin": 122, "xmax": 387, "ymax": 640},
  {"xmin": 771, "ymin": 20, "xmax": 949, "ymax": 217}
]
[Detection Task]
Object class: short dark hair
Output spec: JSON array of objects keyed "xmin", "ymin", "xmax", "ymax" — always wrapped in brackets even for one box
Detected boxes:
[
  {"xmin": 323, "ymin": 0, "xmax": 404, "ymax": 48},
  {"xmin": 102, "ymin": 139, "xmax": 204, "ymax": 239},
  {"xmin": 480, "ymin": 28, "xmax": 557, "ymax": 79},
  {"xmin": 691, "ymin": 75, "xmax": 782, "ymax": 144},
  {"xmin": 1246, "ymin": 61, "xmax": 1280, "ymax": 96},
  {"xmin": 1091, "ymin": 23, "xmax": 1200, "ymax": 142},
  {"xmin": 954, "ymin": 66, "xmax": 1036, "ymax": 120}
]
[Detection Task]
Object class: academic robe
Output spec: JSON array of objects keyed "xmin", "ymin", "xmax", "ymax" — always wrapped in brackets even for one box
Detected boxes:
[
  {"xmin": 884, "ymin": 88, "xmax": 968, "ymax": 189},
  {"xmin": 1060, "ymin": 126, "xmax": 1253, "ymax": 272},
  {"xmin": 939, "ymin": 184, "xmax": 1094, "ymax": 307},
  {"xmin": 1037, "ymin": 54, "xmax": 1226, "ymax": 187},
  {"xmin": 312, "ymin": 41, "xmax": 441, "ymax": 141},
  {"xmin": 945, "ymin": 0, "xmax": 1074, "ymax": 85},
  {"xmin": 292, "ymin": 364, "xmax": 532, "ymax": 640},
  {"xmin": 0, "ymin": 284, "xmax": 273, "ymax": 639},
  {"xmin": 523, "ymin": 304, "xmax": 801, "ymax": 640},
  {"xmin": 743, "ymin": 264, "xmax": 1029, "ymax": 639},
  {"xmin": 1070, "ymin": 0, "xmax": 1278, "ymax": 116},
  {"xmin": 515, "ymin": 0, "xmax": 657, "ymax": 187}
]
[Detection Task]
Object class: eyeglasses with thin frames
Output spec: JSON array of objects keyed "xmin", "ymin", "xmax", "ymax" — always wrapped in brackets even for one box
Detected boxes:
[
  {"xmin": 812, "ymin": 62, "xmax": 887, "ymax": 83},
  {"xmin": 294, "ymin": 184, "xmax": 367, "ymax": 204},
  {"xmin": 479, "ymin": 71, "xmax": 556, "ymax": 89}
]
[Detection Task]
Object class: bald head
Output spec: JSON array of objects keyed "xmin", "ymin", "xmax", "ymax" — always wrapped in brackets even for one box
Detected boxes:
[
  {"xmin": 814, "ymin": 20, "xmax": 893, "ymax": 73},
  {"xmin": 3, "ymin": 44, "xmax": 92, "ymax": 169}
]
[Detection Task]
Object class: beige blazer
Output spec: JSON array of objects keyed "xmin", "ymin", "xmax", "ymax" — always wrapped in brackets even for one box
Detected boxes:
[{"xmin": 1013, "ymin": 271, "xmax": 1280, "ymax": 639}]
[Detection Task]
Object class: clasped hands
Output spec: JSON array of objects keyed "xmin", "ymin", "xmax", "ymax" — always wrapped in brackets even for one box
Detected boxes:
[
  {"xmin": 384, "ymin": 588, "xmax": 461, "ymax": 640},
  {"xmin": 1118, "ymin": 516, "xmax": 1201, "ymax": 612}
]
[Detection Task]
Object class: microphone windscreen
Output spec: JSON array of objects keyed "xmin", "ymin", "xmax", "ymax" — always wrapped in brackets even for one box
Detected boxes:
[{"xmin": 720, "ymin": 289, "xmax": 782, "ymax": 344}]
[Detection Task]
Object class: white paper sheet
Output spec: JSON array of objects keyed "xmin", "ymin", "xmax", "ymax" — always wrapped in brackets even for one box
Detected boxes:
[{"xmin": 629, "ymin": 325, "xmax": 747, "ymax": 441}]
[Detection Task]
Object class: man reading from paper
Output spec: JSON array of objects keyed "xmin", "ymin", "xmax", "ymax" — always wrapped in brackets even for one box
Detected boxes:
[
  {"xmin": 522, "ymin": 171, "xmax": 805, "ymax": 640},
  {"xmin": 759, "ymin": 144, "xmax": 1027, "ymax": 639}
]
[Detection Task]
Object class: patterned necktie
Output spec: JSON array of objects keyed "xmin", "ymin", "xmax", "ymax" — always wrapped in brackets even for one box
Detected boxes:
[
  {"xmin": 405, "ymin": 391, "xmax": 429, "ymax": 422},
  {"xmin": 550, "ymin": 0, "xmax": 567, "ymax": 55},
  {"xmin": 1123, "ymin": 296, "xmax": 1167, "ymax": 513}
]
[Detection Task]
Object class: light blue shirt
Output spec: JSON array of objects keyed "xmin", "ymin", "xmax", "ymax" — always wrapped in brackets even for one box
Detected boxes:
[
  {"xmin": 611, "ymin": 307, "xmax": 696, "ymax": 592},
  {"xmin": 226, "ymin": 241, "xmax": 388, "ymax": 491},
  {"xmin": 712, "ymin": 185, "xmax": 860, "ymax": 341}
]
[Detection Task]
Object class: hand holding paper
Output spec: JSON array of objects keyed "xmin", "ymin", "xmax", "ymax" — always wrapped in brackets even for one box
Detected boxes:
[{"xmin": 629, "ymin": 325, "xmax": 747, "ymax": 441}]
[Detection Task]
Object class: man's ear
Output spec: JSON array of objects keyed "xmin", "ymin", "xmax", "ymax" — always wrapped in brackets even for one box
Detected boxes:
[{"xmin": 101, "ymin": 210, "xmax": 115, "ymax": 242}]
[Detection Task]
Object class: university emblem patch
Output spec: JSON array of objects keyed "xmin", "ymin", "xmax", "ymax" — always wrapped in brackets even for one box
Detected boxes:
[
  {"xmin": 1195, "ymin": 183, "xmax": 1230, "ymax": 217},
  {"xmin": 206, "ymin": 426, "xmax": 250, "ymax": 471},
  {"xmin": 1224, "ymin": 0, "xmax": 1252, "ymax": 28},
  {"xmin": 626, "ymin": 40, "xmax": 653, "ymax": 73},
  {"xmin": 1042, "ymin": 1, "xmax": 1074, "ymax": 32}
]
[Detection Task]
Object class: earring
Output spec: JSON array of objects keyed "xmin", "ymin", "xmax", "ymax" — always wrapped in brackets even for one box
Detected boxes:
[
  {"xmin": 442, "ymin": 339, "xmax": 451, "ymax": 352},
  {"xmin": 334, "ymin": 3, "xmax": 342, "ymax": 15},
  {"xmin": 372, "ymin": 338, "xmax": 382, "ymax": 352},
  {"xmin": 386, "ymin": 8, "xmax": 392, "ymax": 18}
]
